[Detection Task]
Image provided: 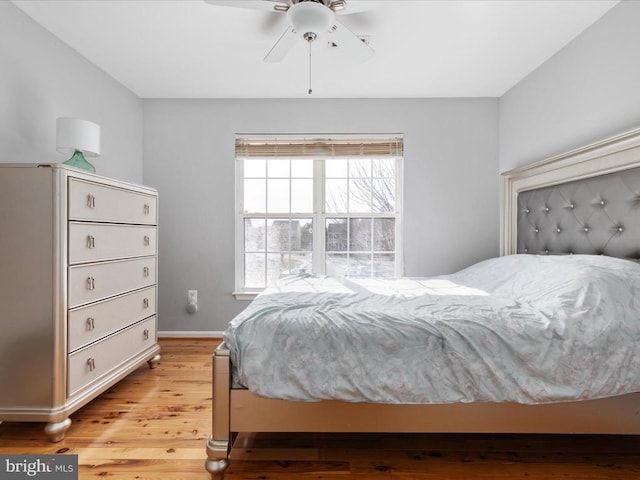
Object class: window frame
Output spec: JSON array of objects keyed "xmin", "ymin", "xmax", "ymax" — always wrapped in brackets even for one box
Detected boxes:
[{"xmin": 234, "ymin": 147, "xmax": 404, "ymax": 300}]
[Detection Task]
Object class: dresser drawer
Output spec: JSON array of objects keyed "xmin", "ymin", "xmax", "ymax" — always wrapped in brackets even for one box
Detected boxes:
[
  {"xmin": 68, "ymin": 178, "xmax": 157, "ymax": 225},
  {"xmin": 68, "ymin": 257, "xmax": 156, "ymax": 308},
  {"xmin": 68, "ymin": 316, "xmax": 157, "ymax": 396},
  {"xmin": 68, "ymin": 223, "xmax": 157, "ymax": 264},
  {"xmin": 68, "ymin": 286, "xmax": 157, "ymax": 353}
]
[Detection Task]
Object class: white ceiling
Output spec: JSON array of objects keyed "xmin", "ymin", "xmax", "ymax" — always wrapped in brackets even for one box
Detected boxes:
[{"xmin": 12, "ymin": 0, "xmax": 619, "ymax": 99}]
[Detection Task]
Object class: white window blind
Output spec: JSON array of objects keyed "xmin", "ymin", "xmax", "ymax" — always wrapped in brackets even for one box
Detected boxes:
[{"xmin": 236, "ymin": 134, "xmax": 403, "ymax": 159}]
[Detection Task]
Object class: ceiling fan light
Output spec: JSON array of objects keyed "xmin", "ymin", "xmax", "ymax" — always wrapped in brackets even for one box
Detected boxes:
[{"xmin": 287, "ymin": 1, "xmax": 335, "ymax": 38}]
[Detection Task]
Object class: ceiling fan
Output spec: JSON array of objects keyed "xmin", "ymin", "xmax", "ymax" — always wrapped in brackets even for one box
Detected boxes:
[{"xmin": 204, "ymin": 0, "xmax": 375, "ymax": 63}]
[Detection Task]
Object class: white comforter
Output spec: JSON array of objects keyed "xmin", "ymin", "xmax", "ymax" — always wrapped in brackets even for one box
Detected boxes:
[{"xmin": 223, "ymin": 255, "xmax": 640, "ymax": 404}]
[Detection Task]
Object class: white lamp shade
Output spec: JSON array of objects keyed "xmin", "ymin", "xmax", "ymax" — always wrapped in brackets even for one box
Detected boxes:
[
  {"xmin": 56, "ymin": 117, "xmax": 101, "ymax": 158},
  {"xmin": 287, "ymin": 1, "xmax": 335, "ymax": 37}
]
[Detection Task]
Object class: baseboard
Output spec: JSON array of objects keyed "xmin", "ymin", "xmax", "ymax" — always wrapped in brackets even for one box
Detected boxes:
[{"xmin": 158, "ymin": 330, "xmax": 224, "ymax": 339}]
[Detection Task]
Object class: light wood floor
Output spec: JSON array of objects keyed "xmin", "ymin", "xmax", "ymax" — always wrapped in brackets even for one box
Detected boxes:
[{"xmin": 1, "ymin": 338, "xmax": 639, "ymax": 479}]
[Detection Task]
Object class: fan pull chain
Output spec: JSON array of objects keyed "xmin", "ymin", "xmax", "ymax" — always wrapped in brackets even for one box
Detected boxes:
[
  {"xmin": 304, "ymin": 32, "xmax": 317, "ymax": 95},
  {"xmin": 308, "ymin": 39, "xmax": 312, "ymax": 95}
]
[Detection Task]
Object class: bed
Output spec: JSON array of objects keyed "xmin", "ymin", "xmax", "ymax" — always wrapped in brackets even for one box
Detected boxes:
[{"xmin": 205, "ymin": 126, "xmax": 640, "ymax": 479}]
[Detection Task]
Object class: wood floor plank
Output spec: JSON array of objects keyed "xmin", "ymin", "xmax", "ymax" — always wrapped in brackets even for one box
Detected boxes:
[{"xmin": 1, "ymin": 338, "xmax": 640, "ymax": 480}]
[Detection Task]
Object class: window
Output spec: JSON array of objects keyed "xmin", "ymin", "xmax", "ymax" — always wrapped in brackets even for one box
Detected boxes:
[{"xmin": 235, "ymin": 135, "xmax": 403, "ymax": 295}]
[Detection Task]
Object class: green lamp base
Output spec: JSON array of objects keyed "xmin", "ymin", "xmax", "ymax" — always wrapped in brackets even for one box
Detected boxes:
[{"xmin": 63, "ymin": 150, "xmax": 96, "ymax": 172}]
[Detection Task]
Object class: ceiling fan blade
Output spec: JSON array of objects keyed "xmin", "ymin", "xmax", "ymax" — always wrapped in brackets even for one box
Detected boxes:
[
  {"xmin": 264, "ymin": 25, "xmax": 298, "ymax": 62},
  {"xmin": 327, "ymin": 20, "xmax": 374, "ymax": 63},
  {"xmin": 336, "ymin": 9, "xmax": 376, "ymax": 30},
  {"xmin": 203, "ymin": 0, "xmax": 290, "ymax": 13}
]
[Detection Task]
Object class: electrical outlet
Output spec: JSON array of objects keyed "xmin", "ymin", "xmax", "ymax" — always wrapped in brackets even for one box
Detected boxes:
[{"xmin": 188, "ymin": 290, "xmax": 197, "ymax": 304}]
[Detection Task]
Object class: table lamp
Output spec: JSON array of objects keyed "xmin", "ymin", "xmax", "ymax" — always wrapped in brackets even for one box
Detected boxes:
[{"xmin": 56, "ymin": 117, "xmax": 101, "ymax": 172}]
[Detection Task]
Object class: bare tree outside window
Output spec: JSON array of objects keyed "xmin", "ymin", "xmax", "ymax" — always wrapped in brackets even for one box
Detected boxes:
[{"xmin": 325, "ymin": 158, "xmax": 397, "ymax": 277}]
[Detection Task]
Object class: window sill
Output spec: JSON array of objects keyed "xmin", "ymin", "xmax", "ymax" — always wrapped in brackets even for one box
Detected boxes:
[{"xmin": 233, "ymin": 291, "xmax": 260, "ymax": 301}]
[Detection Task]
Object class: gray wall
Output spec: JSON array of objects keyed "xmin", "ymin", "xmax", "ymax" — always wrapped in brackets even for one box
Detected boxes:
[
  {"xmin": 142, "ymin": 99, "xmax": 499, "ymax": 333},
  {"xmin": 499, "ymin": 0, "xmax": 640, "ymax": 173},
  {"xmin": 0, "ymin": 2, "xmax": 143, "ymax": 182}
]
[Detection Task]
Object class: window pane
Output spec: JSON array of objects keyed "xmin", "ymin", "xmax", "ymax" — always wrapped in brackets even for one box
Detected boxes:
[
  {"xmin": 244, "ymin": 218, "xmax": 265, "ymax": 252},
  {"xmin": 245, "ymin": 253, "xmax": 265, "ymax": 288},
  {"xmin": 267, "ymin": 219, "xmax": 290, "ymax": 252},
  {"xmin": 349, "ymin": 159, "xmax": 371, "ymax": 178},
  {"xmin": 292, "ymin": 218, "xmax": 313, "ymax": 251},
  {"xmin": 349, "ymin": 218, "xmax": 371, "ymax": 251},
  {"xmin": 350, "ymin": 253, "xmax": 373, "ymax": 276},
  {"xmin": 326, "ymin": 253, "xmax": 348, "ymax": 276},
  {"xmin": 244, "ymin": 159, "xmax": 266, "ymax": 178},
  {"xmin": 290, "ymin": 252, "xmax": 312, "ymax": 275},
  {"xmin": 266, "ymin": 253, "xmax": 285, "ymax": 286},
  {"xmin": 349, "ymin": 179, "xmax": 372, "ymax": 212},
  {"xmin": 373, "ymin": 218, "xmax": 395, "ymax": 251},
  {"xmin": 372, "ymin": 178, "xmax": 395, "ymax": 213},
  {"xmin": 244, "ymin": 179, "xmax": 266, "ymax": 212},
  {"xmin": 291, "ymin": 179, "xmax": 313, "ymax": 213},
  {"xmin": 326, "ymin": 218, "xmax": 347, "ymax": 252},
  {"xmin": 325, "ymin": 179, "xmax": 348, "ymax": 213},
  {"xmin": 374, "ymin": 253, "xmax": 395, "ymax": 277},
  {"xmin": 240, "ymin": 149, "xmax": 401, "ymax": 291},
  {"xmin": 267, "ymin": 179, "xmax": 290, "ymax": 212},
  {"xmin": 268, "ymin": 159, "xmax": 289, "ymax": 177},
  {"xmin": 291, "ymin": 159, "xmax": 313, "ymax": 178},
  {"xmin": 372, "ymin": 158, "xmax": 395, "ymax": 178},
  {"xmin": 325, "ymin": 160, "xmax": 347, "ymax": 178}
]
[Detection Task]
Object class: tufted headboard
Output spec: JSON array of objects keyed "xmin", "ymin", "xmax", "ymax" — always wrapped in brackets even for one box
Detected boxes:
[
  {"xmin": 502, "ymin": 127, "xmax": 640, "ymax": 259},
  {"xmin": 516, "ymin": 168, "xmax": 640, "ymax": 258}
]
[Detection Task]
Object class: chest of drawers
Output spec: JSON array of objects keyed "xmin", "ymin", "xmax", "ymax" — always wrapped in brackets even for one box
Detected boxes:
[{"xmin": 0, "ymin": 164, "xmax": 160, "ymax": 441}]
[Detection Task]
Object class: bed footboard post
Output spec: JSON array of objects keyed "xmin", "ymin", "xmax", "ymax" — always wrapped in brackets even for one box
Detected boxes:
[{"xmin": 205, "ymin": 343, "xmax": 231, "ymax": 479}]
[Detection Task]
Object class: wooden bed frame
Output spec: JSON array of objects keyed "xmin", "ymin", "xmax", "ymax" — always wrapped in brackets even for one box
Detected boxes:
[{"xmin": 205, "ymin": 126, "xmax": 640, "ymax": 479}]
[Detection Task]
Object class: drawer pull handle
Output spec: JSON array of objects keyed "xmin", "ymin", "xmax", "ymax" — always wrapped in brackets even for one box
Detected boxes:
[
  {"xmin": 86, "ymin": 277, "xmax": 95, "ymax": 290},
  {"xmin": 143, "ymin": 204, "xmax": 150, "ymax": 215},
  {"xmin": 143, "ymin": 267, "xmax": 150, "ymax": 277},
  {"xmin": 143, "ymin": 298, "xmax": 150, "ymax": 309},
  {"xmin": 86, "ymin": 194, "xmax": 96, "ymax": 209},
  {"xmin": 86, "ymin": 317, "xmax": 95, "ymax": 330},
  {"xmin": 86, "ymin": 235, "xmax": 95, "ymax": 249},
  {"xmin": 144, "ymin": 235, "xmax": 150, "ymax": 246},
  {"xmin": 143, "ymin": 329, "xmax": 150, "ymax": 340},
  {"xmin": 87, "ymin": 358, "xmax": 96, "ymax": 371}
]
